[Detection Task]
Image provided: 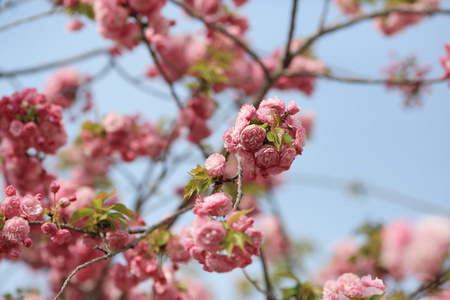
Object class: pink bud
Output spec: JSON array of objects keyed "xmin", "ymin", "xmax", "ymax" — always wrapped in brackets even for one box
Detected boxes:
[
  {"xmin": 68, "ymin": 195, "xmax": 77, "ymax": 202},
  {"xmin": 34, "ymin": 193, "xmax": 43, "ymax": 201},
  {"xmin": 4, "ymin": 185, "xmax": 16, "ymax": 196},
  {"xmin": 50, "ymin": 182, "xmax": 60, "ymax": 194},
  {"xmin": 58, "ymin": 197, "xmax": 70, "ymax": 208},
  {"xmin": 205, "ymin": 153, "xmax": 226, "ymax": 177},
  {"xmin": 23, "ymin": 237, "xmax": 33, "ymax": 248}
]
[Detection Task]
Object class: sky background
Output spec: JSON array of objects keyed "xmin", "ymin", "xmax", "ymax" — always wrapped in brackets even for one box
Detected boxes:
[{"xmin": 0, "ymin": 0, "xmax": 450, "ymax": 299}]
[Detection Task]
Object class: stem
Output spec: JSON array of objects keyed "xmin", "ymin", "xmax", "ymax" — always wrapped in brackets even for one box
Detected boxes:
[
  {"xmin": 232, "ymin": 154, "xmax": 244, "ymax": 212},
  {"xmin": 282, "ymin": 0, "xmax": 299, "ymax": 68}
]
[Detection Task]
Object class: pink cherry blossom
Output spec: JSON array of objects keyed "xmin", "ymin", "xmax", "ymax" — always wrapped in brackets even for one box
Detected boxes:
[
  {"xmin": 240, "ymin": 125, "xmax": 267, "ymax": 153},
  {"xmin": 196, "ymin": 192, "xmax": 233, "ymax": 217},
  {"xmin": 106, "ymin": 230, "xmax": 131, "ymax": 250},
  {"xmin": 2, "ymin": 216, "xmax": 30, "ymax": 244},
  {"xmin": 205, "ymin": 153, "xmax": 226, "ymax": 177}
]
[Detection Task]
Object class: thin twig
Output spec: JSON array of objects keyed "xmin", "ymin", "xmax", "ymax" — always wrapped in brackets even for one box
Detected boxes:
[
  {"xmin": 0, "ymin": 48, "xmax": 110, "ymax": 78},
  {"xmin": 111, "ymin": 59, "xmax": 171, "ymax": 100},
  {"xmin": 0, "ymin": 8, "xmax": 59, "ymax": 32},
  {"xmin": 284, "ymin": 70, "xmax": 446, "ymax": 85},
  {"xmin": 54, "ymin": 253, "xmax": 112, "ymax": 300},
  {"xmin": 232, "ymin": 154, "xmax": 244, "ymax": 212},
  {"xmin": 137, "ymin": 20, "xmax": 183, "ymax": 109},
  {"xmin": 29, "ymin": 221, "xmax": 96, "ymax": 235},
  {"xmin": 99, "ymin": 230, "xmax": 111, "ymax": 253},
  {"xmin": 282, "ymin": 0, "xmax": 299, "ymax": 68},
  {"xmin": 0, "ymin": 0, "xmax": 31, "ymax": 13},
  {"xmin": 260, "ymin": 249, "xmax": 276, "ymax": 300},
  {"xmin": 292, "ymin": 8, "xmax": 450, "ymax": 58},
  {"xmin": 242, "ymin": 269, "xmax": 271, "ymax": 297},
  {"xmin": 318, "ymin": 0, "xmax": 331, "ymax": 33},
  {"xmin": 54, "ymin": 205, "xmax": 195, "ymax": 299},
  {"xmin": 169, "ymin": 0, "xmax": 271, "ymax": 81}
]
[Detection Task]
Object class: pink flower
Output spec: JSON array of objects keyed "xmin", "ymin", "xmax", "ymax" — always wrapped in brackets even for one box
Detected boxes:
[
  {"xmin": 102, "ymin": 112, "xmax": 127, "ymax": 133},
  {"xmin": 204, "ymin": 253, "xmax": 236, "ymax": 273},
  {"xmin": 196, "ymin": 192, "xmax": 233, "ymax": 217},
  {"xmin": 255, "ymin": 145, "xmax": 280, "ymax": 169},
  {"xmin": 255, "ymin": 97, "xmax": 286, "ymax": 127},
  {"xmin": 240, "ymin": 125, "xmax": 267, "ymax": 153},
  {"xmin": 440, "ymin": 43, "xmax": 450, "ymax": 80},
  {"xmin": 2, "ymin": 216, "xmax": 30, "ymax": 244},
  {"xmin": 193, "ymin": 217, "xmax": 226, "ymax": 252},
  {"xmin": 65, "ymin": 18, "xmax": 85, "ymax": 31},
  {"xmin": 205, "ymin": 153, "xmax": 226, "ymax": 177},
  {"xmin": 20, "ymin": 195, "xmax": 43, "ymax": 221},
  {"xmin": 237, "ymin": 104, "xmax": 256, "ymax": 120},
  {"xmin": 9, "ymin": 120, "xmax": 23, "ymax": 137},
  {"xmin": 166, "ymin": 236, "xmax": 191, "ymax": 263},
  {"xmin": 1, "ymin": 195, "xmax": 22, "ymax": 219},
  {"xmin": 286, "ymin": 100, "xmax": 300, "ymax": 115},
  {"xmin": 106, "ymin": 230, "xmax": 131, "ymax": 250},
  {"xmin": 41, "ymin": 222, "xmax": 58, "ymax": 237},
  {"xmin": 52, "ymin": 229, "xmax": 71, "ymax": 245},
  {"xmin": 50, "ymin": 182, "xmax": 60, "ymax": 193}
]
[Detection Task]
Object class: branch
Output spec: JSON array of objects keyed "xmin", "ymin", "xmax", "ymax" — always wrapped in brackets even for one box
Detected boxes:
[
  {"xmin": 29, "ymin": 221, "xmax": 96, "ymax": 235},
  {"xmin": 292, "ymin": 8, "xmax": 450, "ymax": 58},
  {"xmin": 111, "ymin": 59, "xmax": 172, "ymax": 100},
  {"xmin": 283, "ymin": 71, "xmax": 446, "ymax": 86},
  {"xmin": 169, "ymin": 0, "xmax": 271, "ymax": 81},
  {"xmin": 250, "ymin": 7, "xmax": 450, "ymax": 108},
  {"xmin": 260, "ymin": 248, "xmax": 277, "ymax": 300},
  {"xmin": 54, "ymin": 204, "xmax": 195, "ymax": 299},
  {"xmin": 137, "ymin": 20, "xmax": 183, "ymax": 109},
  {"xmin": 318, "ymin": 0, "xmax": 331, "ymax": 33},
  {"xmin": 242, "ymin": 269, "xmax": 272, "ymax": 297},
  {"xmin": 232, "ymin": 154, "xmax": 244, "ymax": 212},
  {"xmin": 0, "ymin": 48, "xmax": 110, "ymax": 78},
  {"xmin": 0, "ymin": 7, "xmax": 60, "ymax": 32},
  {"xmin": 282, "ymin": 0, "xmax": 299, "ymax": 68}
]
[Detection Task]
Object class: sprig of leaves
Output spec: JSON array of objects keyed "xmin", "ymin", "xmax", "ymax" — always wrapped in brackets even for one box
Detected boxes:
[
  {"xmin": 69, "ymin": 190, "xmax": 136, "ymax": 232},
  {"xmin": 184, "ymin": 165, "xmax": 212, "ymax": 198}
]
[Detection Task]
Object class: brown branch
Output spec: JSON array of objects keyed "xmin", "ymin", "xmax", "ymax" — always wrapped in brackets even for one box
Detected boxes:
[
  {"xmin": 250, "ymin": 7, "xmax": 450, "ymax": 108},
  {"xmin": 260, "ymin": 248, "xmax": 277, "ymax": 300},
  {"xmin": 0, "ymin": 48, "xmax": 110, "ymax": 78},
  {"xmin": 282, "ymin": 0, "xmax": 299, "ymax": 68},
  {"xmin": 318, "ymin": 0, "xmax": 331, "ymax": 33},
  {"xmin": 232, "ymin": 154, "xmax": 244, "ymax": 212},
  {"xmin": 137, "ymin": 20, "xmax": 183, "ymax": 109},
  {"xmin": 29, "ymin": 221, "xmax": 96, "ymax": 235},
  {"xmin": 169, "ymin": 0, "xmax": 271, "ymax": 81},
  {"xmin": 242, "ymin": 269, "xmax": 272, "ymax": 297},
  {"xmin": 284, "ymin": 71, "xmax": 446, "ymax": 85},
  {"xmin": 54, "ymin": 204, "xmax": 194, "ymax": 299},
  {"xmin": 0, "ymin": 7, "xmax": 60, "ymax": 32},
  {"xmin": 292, "ymin": 8, "xmax": 450, "ymax": 58}
]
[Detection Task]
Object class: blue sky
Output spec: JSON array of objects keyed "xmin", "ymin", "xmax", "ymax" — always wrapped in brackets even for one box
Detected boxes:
[{"xmin": 1, "ymin": 1, "xmax": 449, "ymax": 299}]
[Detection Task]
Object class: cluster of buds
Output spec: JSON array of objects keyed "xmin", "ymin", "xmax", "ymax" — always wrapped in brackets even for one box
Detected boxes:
[{"xmin": 224, "ymin": 97, "xmax": 306, "ymax": 179}]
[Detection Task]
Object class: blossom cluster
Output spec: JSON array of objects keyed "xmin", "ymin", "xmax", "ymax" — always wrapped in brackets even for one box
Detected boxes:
[
  {"xmin": 44, "ymin": 67, "xmax": 92, "ymax": 111},
  {"xmin": 183, "ymin": 192, "xmax": 264, "ymax": 273},
  {"xmin": 0, "ymin": 89, "xmax": 67, "ymax": 193},
  {"xmin": 322, "ymin": 273, "xmax": 386, "ymax": 300},
  {"xmin": 0, "ymin": 185, "xmax": 42, "ymax": 258},
  {"xmin": 374, "ymin": 0, "xmax": 440, "ymax": 36},
  {"xmin": 223, "ymin": 97, "xmax": 306, "ymax": 179},
  {"xmin": 319, "ymin": 215, "xmax": 450, "ymax": 283}
]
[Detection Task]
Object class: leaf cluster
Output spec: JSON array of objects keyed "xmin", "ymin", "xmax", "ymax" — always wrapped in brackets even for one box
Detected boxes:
[
  {"xmin": 69, "ymin": 190, "xmax": 136, "ymax": 232},
  {"xmin": 220, "ymin": 209, "xmax": 254, "ymax": 257},
  {"xmin": 184, "ymin": 164, "xmax": 212, "ymax": 198},
  {"xmin": 64, "ymin": 2, "xmax": 95, "ymax": 20},
  {"xmin": 277, "ymin": 272, "xmax": 322, "ymax": 300}
]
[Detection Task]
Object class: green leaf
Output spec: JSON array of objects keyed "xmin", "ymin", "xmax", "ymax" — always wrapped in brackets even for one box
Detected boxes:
[
  {"xmin": 283, "ymin": 133, "xmax": 293, "ymax": 147},
  {"xmin": 108, "ymin": 203, "xmax": 136, "ymax": 221},
  {"xmin": 277, "ymin": 272, "xmax": 301, "ymax": 284},
  {"xmin": 97, "ymin": 189, "xmax": 116, "ymax": 202},
  {"xmin": 107, "ymin": 212, "xmax": 127, "ymax": 220},
  {"xmin": 69, "ymin": 208, "xmax": 94, "ymax": 224},
  {"xmin": 271, "ymin": 127, "xmax": 285, "ymax": 150},
  {"xmin": 227, "ymin": 208, "xmax": 254, "ymax": 225},
  {"xmin": 91, "ymin": 198, "xmax": 103, "ymax": 210},
  {"xmin": 184, "ymin": 165, "xmax": 212, "ymax": 198},
  {"xmin": 367, "ymin": 293, "xmax": 386, "ymax": 300},
  {"xmin": 267, "ymin": 130, "xmax": 275, "ymax": 143}
]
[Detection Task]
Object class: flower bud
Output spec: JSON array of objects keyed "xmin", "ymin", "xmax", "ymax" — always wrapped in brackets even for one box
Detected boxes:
[
  {"xmin": 4, "ymin": 185, "xmax": 16, "ymax": 197},
  {"xmin": 41, "ymin": 222, "xmax": 58, "ymax": 237},
  {"xmin": 52, "ymin": 229, "xmax": 71, "ymax": 245},
  {"xmin": 50, "ymin": 182, "xmax": 60, "ymax": 194}
]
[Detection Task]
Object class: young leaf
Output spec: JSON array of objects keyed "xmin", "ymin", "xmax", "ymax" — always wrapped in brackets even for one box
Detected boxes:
[
  {"xmin": 108, "ymin": 203, "xmax": 137, "ymax": 221},
  {"xmin": 227, "ymin": 208, "xmax": 254, "ymax": 225},
  {"xmin": 271, "ymin": 127, "xmax": 285, "ymax": 150},
  {"xmin": 91, "ymin": 198, "xmax": 103, "ymax": 210},
  {"xmin": 283, "ymin": 133, "xmax": 293, "ymax": 147},
  {"xmin": 68, "ymin": 208, "xmax": 93, "ymax": 224},
  {"xmin": 97, "ymin": 189, "xmax": 117, "ymax": 202}
]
